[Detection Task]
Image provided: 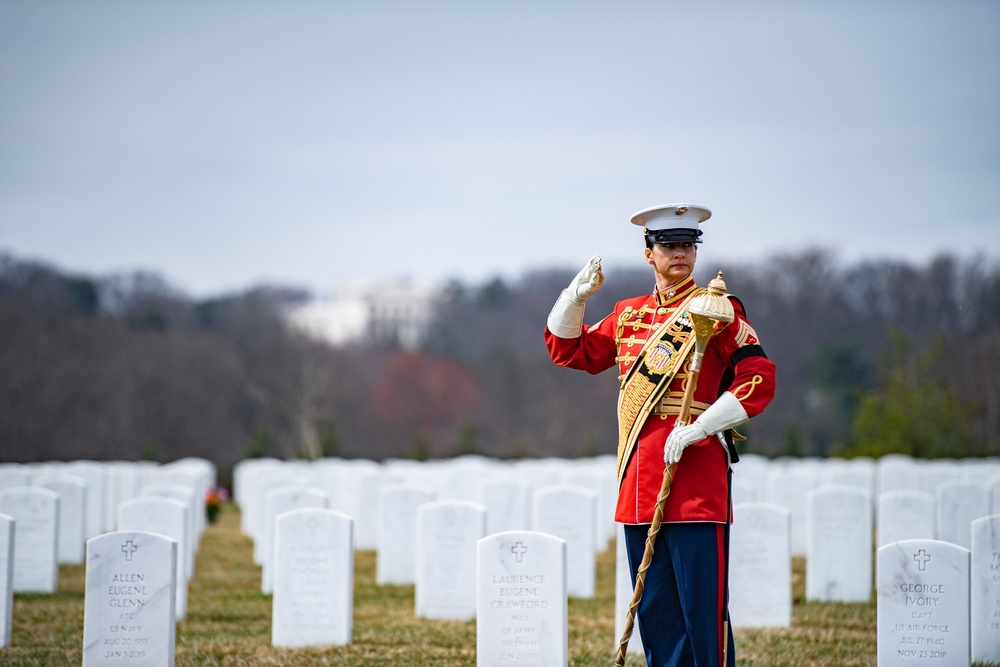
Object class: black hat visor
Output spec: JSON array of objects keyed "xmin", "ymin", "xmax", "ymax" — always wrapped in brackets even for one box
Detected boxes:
[{"xmin": 645, "ymin": 228, "xmax": 703, "ymax": 244}]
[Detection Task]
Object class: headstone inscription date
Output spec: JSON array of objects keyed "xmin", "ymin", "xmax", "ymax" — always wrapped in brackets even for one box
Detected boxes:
[
  {"xmin": 876, "ymin": 538, "xmax": 970, "ymax": 667},
  {"xmin": 83, "ymin": 530, "xmax": 177, "ymax": 667}
]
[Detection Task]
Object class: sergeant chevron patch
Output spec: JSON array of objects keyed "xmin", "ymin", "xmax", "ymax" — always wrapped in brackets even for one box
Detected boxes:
[{"xmin": 733, "ymin": 319, "xmax": 759, "ymax": 347}]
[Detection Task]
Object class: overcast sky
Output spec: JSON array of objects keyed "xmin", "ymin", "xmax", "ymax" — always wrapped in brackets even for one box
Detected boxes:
[{"xmin": 1, "ymin": 1, "xmax": 998, "ymax": 298}]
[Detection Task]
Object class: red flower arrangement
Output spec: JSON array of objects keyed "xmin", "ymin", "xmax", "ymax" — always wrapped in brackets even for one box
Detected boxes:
[{"xmin": 205, "ymin": 487, "xmax": 229, "ymax": 524}]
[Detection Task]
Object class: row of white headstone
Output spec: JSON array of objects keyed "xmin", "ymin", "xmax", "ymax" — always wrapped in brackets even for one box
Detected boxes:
[
  {"xmin": 734, "ymin": 454, "xmax": 1000, "ymax": 555},
  {"xmin": 233, "ymin": 455, "xmax": 620, "ymax": 551},
  {"xmin": 234, "ymin": 455, "xmax": 1000, "ymax": 604},
  {"xmin": 0, "ymin": 469, "xmax": 210, "ymax": 584},
  {"xmin": 234, "ymin": 455, "xmax": 1000, "ymax": 663},
  {"xmin": 0, "ymin": 457, "xmax": 216, "ymax": 651},
  {"xmin": 251, "ymin": 478, "xmax": 1000, "ymax": 605},
  {"xmin": 0, "ymin": 509, "xmax": 990, "ymax": 666},
  {"xmin": 234, "ymin": 454, "xmax": 1000, "ymax": 553},
  {"xmin": 255, "ymin": 483, "xmax": 603, "ymax": 600},
  {"xmin": 268, "ymin": 506, "xmax": 573, "ymax": 665},
  {"xmin": 0, "ymin": 458, "xmax": 216, "ymax": 544},
  {"xmin": 287, "ymin": 508, "xmax": 1000, "ymax": 667},
  {"xmin": 62, "ymin": 509, "xmax": 999, "ymax": 667},
  {"xmin": 67, "ymin": 521, "xmax": 573, "ymax": 667},
  {"xmin": 4, "ymin": 453, "xmax": 1000, "ymax": 664}
]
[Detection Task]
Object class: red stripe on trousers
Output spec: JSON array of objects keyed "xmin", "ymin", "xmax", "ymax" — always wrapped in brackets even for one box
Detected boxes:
[{"xmin": 716, "ymin": 523, "xmax": 726, "ymax": 666}]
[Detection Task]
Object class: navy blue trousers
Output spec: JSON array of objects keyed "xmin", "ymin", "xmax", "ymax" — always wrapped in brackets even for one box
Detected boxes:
[{"xmin": 624, "ymin": 522, "xmax": 736, "ymax": 667}]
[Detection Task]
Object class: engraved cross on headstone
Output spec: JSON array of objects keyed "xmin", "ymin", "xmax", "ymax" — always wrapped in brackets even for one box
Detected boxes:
[
  {"xmin": 512, "ymin": 541, "xmax": 528, "ymax": 563},
  {"xmin": 913, "ymin": 548, "xmax": 931, "ymax": 571},
  {"xmin": 122, "ymin": 540, "xmax": 138, "ymax": 561}
]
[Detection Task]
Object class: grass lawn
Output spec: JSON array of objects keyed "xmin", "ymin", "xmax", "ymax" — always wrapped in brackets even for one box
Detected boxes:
[{"xmin": 5, "ymin": 504, "xmax": 879, "ymax": 666}]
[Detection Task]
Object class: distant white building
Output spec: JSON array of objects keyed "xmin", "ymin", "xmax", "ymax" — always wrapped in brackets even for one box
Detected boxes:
[{"xmin": 285, "ymin": 282, "xmax": 438, "ymax": 349}]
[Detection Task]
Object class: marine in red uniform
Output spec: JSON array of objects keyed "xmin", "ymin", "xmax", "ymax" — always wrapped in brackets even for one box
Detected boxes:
[{"xmin": 544, "ymin": 204, "xmax": 776, "ymax": 667}]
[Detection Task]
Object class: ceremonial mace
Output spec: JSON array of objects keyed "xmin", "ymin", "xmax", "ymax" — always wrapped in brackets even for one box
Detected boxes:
[{"xmin": 614, "ymin": 271, "xmax": 735, "ymax": 667}]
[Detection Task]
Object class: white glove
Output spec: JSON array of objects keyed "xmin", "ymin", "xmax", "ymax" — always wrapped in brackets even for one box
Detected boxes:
[
  {"xmin": 546, "ymin": 256, "xmax": 604, "ymax": 338},
  {"xmin": 567, "ymin": 255, "xmax": 604, "ymax": 300},
  {"xmin": 663, "ymin": 392, "xmax": 749, "ymax": 464}
]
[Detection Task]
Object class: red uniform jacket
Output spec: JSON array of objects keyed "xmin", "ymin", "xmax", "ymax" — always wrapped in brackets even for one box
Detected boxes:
[{"xmin": 545, "ymin": 277, "xmax": 776, "ymax": 525}]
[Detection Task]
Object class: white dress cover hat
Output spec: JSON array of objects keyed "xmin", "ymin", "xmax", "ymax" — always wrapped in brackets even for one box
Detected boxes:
[{"xmin": 631, "ymin": 203, "xmax": 712, "ymax": 243}]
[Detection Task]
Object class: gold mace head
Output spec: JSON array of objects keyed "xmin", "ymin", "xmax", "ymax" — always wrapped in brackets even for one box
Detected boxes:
[{"xmin": 688, "ymin": 271, "xmax": 735, "ymax": 344}]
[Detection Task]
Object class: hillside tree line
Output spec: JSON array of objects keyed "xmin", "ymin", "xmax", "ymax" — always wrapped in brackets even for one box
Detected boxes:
[{"xmin": 1, "ymin": 250, "xmax": 998, "ymax": 483}]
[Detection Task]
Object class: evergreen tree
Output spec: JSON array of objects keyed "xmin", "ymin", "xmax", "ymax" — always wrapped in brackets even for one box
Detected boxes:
[{"xmin": 847, "ymin": 332, "xmax": 972, "ymax": 458}]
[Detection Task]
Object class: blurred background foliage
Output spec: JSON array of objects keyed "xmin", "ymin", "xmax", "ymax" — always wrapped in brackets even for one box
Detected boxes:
[{"xmin": 1, "ymin": 249, "xmax": 998, "ymax": 483}]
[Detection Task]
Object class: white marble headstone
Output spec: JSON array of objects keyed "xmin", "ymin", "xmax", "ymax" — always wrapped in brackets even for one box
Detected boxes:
[
  {"xmin": 233, "ymin": 457, "xmax": 281, "ymax": 503},
  {"xmin": 971, "ymin": 514, "xmax": 1000, "ymax": 665},
  {"xmin": 0, "ymin": 465, "xmax": 31, "ymax": 491},
  {"xmin": 532, "ymin": 485, "xmax": 597, "ymax": 599},
  {"xmin": 562, "ymin": 468, "xmax": 614, "ymax": 548},
  {"xmin": 138, "ymin": 483, "xmax": 197, "ymax": 580},
  {"xmin": 64, "ymin": 461, "xmax": 108, "ymax": 541},
  {"xmin": 381, "ymin": 458, "xmax": 431, "ymax": 491},
  {"xmin": 807, "ymin": 486, "xmax": 872, "ymax": 602},
  {"xmin": 0, "ymin": 512, "xmax": 13, "ymax": 648},
  {"xmin": 730, "ymin": 502, "xmax": 792, "ymax": 627},
  {"xmin": 990, "ymin": 475, "xmax": 1000, "ymax": 515},
  {"xmin": 613, "ymin": 524, "xmax": 643, "ymax": 656},
  {"xmin": 376, "ymin": 483, "xmax": 435, "ymax": 585},
  {"xmin": 514, "ymin": 459, "xmax": 563, "ymax": 491},
  {"xmin": 959, "ymin": 459, "xmax": 999, "ymax": 485},
  {"xmin": 0, "ymin": 486, "xmax": 59, "ymax": 593},
  {"xmin": 877, "ymin": 490, "xmax": 935, "ymax": 549},
  {"xmin": 730, "ymin": 477, "xmax": 758, "ymax": 507},
  {"xmin": 441, "ymin": 458, "xmax": 489, "ymax": 503},
  {"xmin": 83, "ymin": 530, "xmax": 177, "ymax": 667},
  {"xmin": 355, "ymin": 471, "xmax": 403, "ymax": 550},
  {"xmin": 117, "ymin": 497, "xmax": 189, "ymax": 621},
  {"xmin": 876, "ymin": 539, "xmax": 970, "ymax": 666},
  {"xmin": 271, "ymin": 508, "xmax": 354, "ymax": 648},
  {"xmin": 152, "ymin": 469, "xmax": 206, "ymax": 540},
  {"xmin": 249, "ymin": 469, "xmax": 308, "ymax": 557},
  {"xmin": 765, "ymin": 464, "xmax": 818, "ymax": 556},
  {"xmin": 232, "ymin": 459, "xmax": 284, "ymax": 535},
  {"xmin": 476, "ymin": 530, "xmax": 567, "ymax": 667},
  {"xmin": 877, "ymin": 454, "xmax": 923, "ymax": 495},
  {"xmin": 736, "ymin": 454, "xmax": 771, "ymax": 492},
  {"xmin": 481, "ymin": 479, "xmax": 532, "ymax": 537},
  {"xmin": 230, "ymin": 458, "xmax": 254, "ymax": 515},
  {"xmin": 322, "ymin": 459, "xmax": 379, "ymax": 522},
  {"xmin": 169, "ymin": 458, "xmax": 216, "ymax": 490},
  {"xmin": 921, "ymin": 460, "xmax": 961, "ymax": 497},
  {"xmin": 415, "ymin": 500, "xmax": 486, "ymax": 620},
  {"xmin": 261, "ymin": 485, "xmax": 329, "ymax": 594},
  {"xmin": 824, "ymin": 458, "xmax": 876, "ymax": 496},
  {"xmin": 34, "ymin": 473, "xmax": 88, "ymax": 564},
  {"xmin": 935, "ymin": 479, "xmax": 990, "ymax": 549},
  {"xmin": 593, "ymin": 461, "xmax": 619, "ymax": 550},
  {"xmin": 106, "ymin": 463, "xmax": 143, "ymax": 532}
]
